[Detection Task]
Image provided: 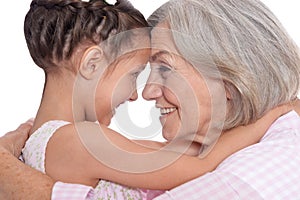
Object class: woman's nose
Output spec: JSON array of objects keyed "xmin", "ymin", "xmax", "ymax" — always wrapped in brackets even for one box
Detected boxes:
[
  {"xmin": 142, "ymin": 83, "xmax": 162, "ymax": 100},
  {"xmin": 129, "ymin": 89, "xmax": 138, "ymax": 102}
]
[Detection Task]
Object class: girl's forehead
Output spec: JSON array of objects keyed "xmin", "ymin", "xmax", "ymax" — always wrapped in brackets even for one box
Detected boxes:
[{"xmin": 112, "ymin": 49, "xmax": 150, "ymax": 69}]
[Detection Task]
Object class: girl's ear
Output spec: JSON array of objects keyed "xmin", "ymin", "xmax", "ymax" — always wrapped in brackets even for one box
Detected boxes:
[{"xmin": 79, "ymin": 46, "xmax": 105, "ymax": 80}]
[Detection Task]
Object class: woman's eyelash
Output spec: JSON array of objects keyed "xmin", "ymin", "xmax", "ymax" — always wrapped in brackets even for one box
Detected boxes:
[{"xmin": 158, "ymin": 65, "xmax": 171, "ymax": 72}]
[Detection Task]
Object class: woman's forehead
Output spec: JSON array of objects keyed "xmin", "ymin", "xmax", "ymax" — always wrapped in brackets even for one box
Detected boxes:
[{"xmin": 150, "ymin": 34, "xmax": 187, "ymax": 66}]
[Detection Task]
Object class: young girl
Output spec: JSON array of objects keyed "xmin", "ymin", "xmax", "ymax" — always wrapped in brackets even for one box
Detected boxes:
[{"xmin": 21, "ymin": 0, "xmax": 289, "ymax": 199}]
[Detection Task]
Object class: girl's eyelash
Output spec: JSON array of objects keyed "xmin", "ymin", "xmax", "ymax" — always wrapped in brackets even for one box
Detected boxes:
[{"xmin": 132, "ymin": 71, "xmax": 140, "ymax": 77}]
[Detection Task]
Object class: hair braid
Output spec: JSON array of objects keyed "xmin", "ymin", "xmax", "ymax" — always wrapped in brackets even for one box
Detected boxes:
[{"xmin": 24, "ymin": 0, "xmax": 147, "ymax": 72}]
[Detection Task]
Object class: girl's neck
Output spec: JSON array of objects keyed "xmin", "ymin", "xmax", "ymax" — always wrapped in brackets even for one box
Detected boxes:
[{"xmin": 31, "ymin": 73, "xmax": 86, "ymax": 134}]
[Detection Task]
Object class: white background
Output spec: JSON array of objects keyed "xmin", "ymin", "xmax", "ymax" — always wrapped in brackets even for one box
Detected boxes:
[{"xmin": 0, "ymin": 0, "xmax": 299, "ymax": 136}]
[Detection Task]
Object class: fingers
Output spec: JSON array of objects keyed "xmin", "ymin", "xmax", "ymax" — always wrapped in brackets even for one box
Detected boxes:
[
  {"xmin": 292, "ymin": 98, "xmax": 300, "ymax": 115},
  {"xmin": 26, "ymin": 118, "xmax": 35, "ymax": 125},
  {"xmin": 10, "ymin": 119, "xmax": 34, "ymax": 157},
  {"xmin": 270, "ymin": 103, "xmax": 292, "ymax": 117},
  {"xmin": 16, "ymin": 118, "xmax": 34, "ymax": 134},
  {"xmin": 264, "ymin": 99, "xmax": 300, "ymax": 121},
  {"xmin": 277, "ymin": 99, "xmax": 300, "ymax": 116},
  {"xmin": 0, "ymin": 119, "xmax": 34, "ymax": 157}
]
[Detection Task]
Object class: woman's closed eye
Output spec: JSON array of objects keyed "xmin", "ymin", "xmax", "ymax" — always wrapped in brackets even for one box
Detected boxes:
[
  {"xmin": 159, "ymin": 65, "xmax": 171, "ymax": 72},
  {"xmin": 158, "ymin": 64, "xmax": 173, "ymax": 79}
]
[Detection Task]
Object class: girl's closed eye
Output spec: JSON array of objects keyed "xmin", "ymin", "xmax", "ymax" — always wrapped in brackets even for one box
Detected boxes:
[
  {"xmin": 132, "ymin": 71, "xmax": 140, "ymax": 78},
  {"xmin": 132, "ymin": 68, "xmax": 144, "ymax": 78},
  {"xmin": 131, "ymin": 64, "xmax": 146, "ymax": 78}
]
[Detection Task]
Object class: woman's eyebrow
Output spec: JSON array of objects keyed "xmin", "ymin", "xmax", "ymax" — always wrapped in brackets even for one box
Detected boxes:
[{"xmin": 149, "ymin": 50, "xmax": 172, "ymax": 62}]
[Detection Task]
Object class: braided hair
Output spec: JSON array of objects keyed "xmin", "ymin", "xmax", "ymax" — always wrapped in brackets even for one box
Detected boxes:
[{"xmin": 24, "ymin": 0, "xmax": 148, "ymax": 72}]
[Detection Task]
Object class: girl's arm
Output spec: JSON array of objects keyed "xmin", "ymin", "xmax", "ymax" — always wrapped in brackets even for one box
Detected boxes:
[
  {"xmin": 203, "ymin": 101, "xmax": 297, "ymax": 162},
  {"xmin": 134, "ymin": 102, "xmax": 293, "ymax": 157},
  {"xmin": 45, "ymin": 104, "xmax": 291, "ymax": 190},
  {"xmin": 133, "ymin": 139, "xmax": 201, "ymax": 156}
]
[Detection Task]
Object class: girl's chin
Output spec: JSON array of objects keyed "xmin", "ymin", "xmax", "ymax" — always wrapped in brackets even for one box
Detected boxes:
[
  {"xmin": 112, "ymin": 108, "xmax": 116, "ymax": 116},
  {"xmin": 97, "ymin": 115, "xmax": 113, "ymax": 126}
]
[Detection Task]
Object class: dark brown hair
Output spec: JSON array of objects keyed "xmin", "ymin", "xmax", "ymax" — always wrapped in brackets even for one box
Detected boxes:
[{"xmin": 24, "ymin": 0, "xmax": 148, "ymax": 73}]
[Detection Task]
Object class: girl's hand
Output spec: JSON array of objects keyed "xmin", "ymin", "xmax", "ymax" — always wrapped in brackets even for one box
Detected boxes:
[
  {"xmin": 215, "ymin": 99, "xmax": 296, "ymax": 153},
  {"xmin": 291, "ymin": 98, "xmax": 300, "ymax": 115}
]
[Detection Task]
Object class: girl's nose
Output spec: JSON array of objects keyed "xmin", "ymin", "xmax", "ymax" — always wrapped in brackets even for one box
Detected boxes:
[{"xmin": 129, "ymin": 89, "xmax": 138, "ymax": 102}]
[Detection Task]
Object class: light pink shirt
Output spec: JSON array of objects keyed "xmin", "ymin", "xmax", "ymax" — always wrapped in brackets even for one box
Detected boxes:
[{"xmin": 52, "ymin": 111, "xmax": 300, "ymax": 200}]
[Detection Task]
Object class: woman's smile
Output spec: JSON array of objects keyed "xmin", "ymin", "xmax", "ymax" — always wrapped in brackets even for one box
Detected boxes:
[{"xmin": 160, "ymin": 107, "xmax": 177, "ymax": 116}]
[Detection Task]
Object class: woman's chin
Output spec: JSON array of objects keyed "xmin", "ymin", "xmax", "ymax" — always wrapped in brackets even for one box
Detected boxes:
[{"xmin": 162, "ymin": 129, "xmax": 177, "ymax": 141}]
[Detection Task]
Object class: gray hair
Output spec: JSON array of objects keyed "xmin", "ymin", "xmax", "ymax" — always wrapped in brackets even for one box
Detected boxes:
[{"xmin": 148, "ymin": 0, "xmax": 300, "ymax": 129}]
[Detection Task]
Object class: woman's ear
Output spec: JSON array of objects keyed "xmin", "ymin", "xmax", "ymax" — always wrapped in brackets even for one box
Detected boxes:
[
  {"xmin": 224, "ymin": 85, "xmax": 232, "ymax": 101},
  {"xmin": 79, "ymin": 46, "xmax": 105, "ymax": 80}
]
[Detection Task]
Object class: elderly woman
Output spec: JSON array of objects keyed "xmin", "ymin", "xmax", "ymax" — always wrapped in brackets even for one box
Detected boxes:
[
  {"xmin": 0, "ymin": 0, "xmax": 300, "ymax": 199},
  {"xmin": 143, "ymin": 0, "xmax": 300, "ymax": 199}
]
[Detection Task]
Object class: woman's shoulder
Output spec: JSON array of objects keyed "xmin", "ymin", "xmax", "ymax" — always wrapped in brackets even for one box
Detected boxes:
[{"xmin": 216, "ymin": 111, "xmax": 300, "ymax": 176}]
